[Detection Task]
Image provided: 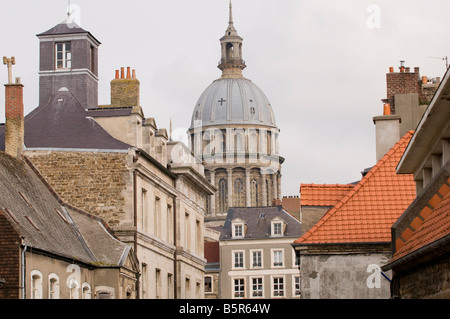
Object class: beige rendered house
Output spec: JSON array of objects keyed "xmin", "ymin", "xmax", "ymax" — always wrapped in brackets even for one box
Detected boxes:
[{"xmin": 219, "ymin": 206, "xmax": 302, "ymax": 299}]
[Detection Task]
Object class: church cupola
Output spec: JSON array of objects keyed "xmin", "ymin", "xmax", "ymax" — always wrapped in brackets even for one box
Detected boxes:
[
  {"xmin": 218, "ymin": 1, "xmax": 246, "ymax": 78},
  {"xmin": 36, "ymin": 10, "xmax": 101, "ymax": 109}
]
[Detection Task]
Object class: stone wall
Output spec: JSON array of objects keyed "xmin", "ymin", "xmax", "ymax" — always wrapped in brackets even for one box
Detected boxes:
[
  {"xmin": 398, "ymin": 255, "xmax": 450, "ymax": 299},
  {"xmin": 25, "ymin": 150, "xmax": 134, "ymax": 227},
  {"xmin": 299, "ymin": 248, "xmax": 392, "ymax": 299}
]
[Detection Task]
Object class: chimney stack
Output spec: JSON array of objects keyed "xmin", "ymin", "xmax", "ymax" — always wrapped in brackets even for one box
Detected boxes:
[
  {"xmin": 110, "ymin": 66, "xmax": 140, "ymax": 108},
  {"xmin": 3, "ymin": 57, "xmax": 24, "ymax": 158}
]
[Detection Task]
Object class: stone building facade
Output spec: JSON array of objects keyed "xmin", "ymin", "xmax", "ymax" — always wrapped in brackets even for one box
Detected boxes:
[
  {"xmin": 188, "ymin": 3, "xmax": 284, "ymax": 229},
  {"xmin": 1, "ymin": 15, "xmax": 214, "ymax": 299},
  {"xmin": 220, "ymin": 206, "xmax": 301, "ymax": 299}
]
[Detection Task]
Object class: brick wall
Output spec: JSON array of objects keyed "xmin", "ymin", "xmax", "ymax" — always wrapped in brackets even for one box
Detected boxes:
[
  {"xmin": 4, "ymin": 84, "xmax": 24, "ymax": 158},
  {"xmin": 386, "ymin": 71, "xmax": 419, "ymax": 102},
  {"xmin": 25, "ymin": 151, "xmax": 133, "ymax": 227},
  {"xmin": 0, "ymin": 212, "xmax": 21, "ymax": 299}
]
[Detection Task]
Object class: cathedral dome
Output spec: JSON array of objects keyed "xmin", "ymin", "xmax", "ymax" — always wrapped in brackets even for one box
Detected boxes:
[{"xmin": 190, "ymin": 77, "xmax": 276, "ymax": 129}]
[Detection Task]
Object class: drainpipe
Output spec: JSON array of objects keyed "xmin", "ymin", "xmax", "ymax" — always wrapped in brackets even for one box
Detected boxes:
[
  {"xmin": 133, "ymin": 169, "xmax": 140, "ymax": 299},
  {"xmin": 173, "ymin": 197, "xmax": 178, "ymax": 299},
  {"xmin": 21, "ymin": 238, "xmax": 27, "ymax": 299}
]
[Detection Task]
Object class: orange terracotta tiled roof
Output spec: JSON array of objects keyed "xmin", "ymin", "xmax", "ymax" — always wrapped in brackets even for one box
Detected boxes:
[
  {"xmin": 391, "ymin": 178, "xmax": 450, "ymax": 261},
  {"xmin": 294, "ymin": 131, "xmax": 416, "ymax": 244},
  {"xmin": 300, "ymin": 184, "xmax": 355, "ymax": 207}
]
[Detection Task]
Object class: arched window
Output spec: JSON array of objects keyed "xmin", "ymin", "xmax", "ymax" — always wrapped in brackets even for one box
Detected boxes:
[
  {"xmin": 48, "ymin": 273, "xmax": 60, "ymax": 299},
  {"xmin": 30, "ymin": 270, "xmax": 43, "ymax": 299},
  {"xmin": 218, "ymin": 178, "xmax": 228, "ymax": 213},
  {"xmin": 69, "ymin": 278, "xmax": 80, "ymax": 299},
  {"xmin": 234, "ymin": 133, "xmax": 244, "ymax": 153},
  {"xmin": 266, "ymin": 179, "xmax": 271, "ymax": 206},
  {"xmin": 248, "ymin": 132, "xmax": 257, "ymax": 153},
  {"xmin": 82, "ymin": 283, "xmax": 92, "ymax": 299},
  {"xmin": 251, "ymin": 179, "xmax": 259, "ymax": 207},
  {"xmin": 233, "ymin": 178, "xmax": 245, "ymax": 207}
]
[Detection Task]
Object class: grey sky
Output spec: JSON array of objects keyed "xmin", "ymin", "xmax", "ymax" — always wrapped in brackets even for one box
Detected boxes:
[{"xmin": 1, "ymin": 0, "xmax": 449, "ymax": 196}]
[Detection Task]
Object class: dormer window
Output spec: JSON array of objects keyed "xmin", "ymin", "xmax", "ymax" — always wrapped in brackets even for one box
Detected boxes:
[
  {"xmin": 232, "ymin": 218, "xmax": 246, "ymax": 239},
  {"xmin": 271, "ymin": 217, "xmax": 286, "ymax": 237},
  {"xmin": 56, "ymin": 42, "xmax": 71, "ymax": 69}
]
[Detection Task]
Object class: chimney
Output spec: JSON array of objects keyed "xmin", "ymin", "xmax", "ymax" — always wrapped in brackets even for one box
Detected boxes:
[
  {"xmin": 4, "ymin": 76, "xmax": 25, "ymax": 158},
  {"xmin": 110, "ymin": 66, "xmax": 140, "ymax": 108},
  {"xmin": 373, "ymin": 103, "xmax": 401, "ymax": 162}
]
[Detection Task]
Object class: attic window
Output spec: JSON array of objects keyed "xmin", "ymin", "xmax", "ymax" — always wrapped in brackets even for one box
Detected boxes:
[
  {"xmin": 271, "ymin": 219, "xmax": 284, "ymax": 237},
  {"xmin": 232, "ymin": 219, "xmax": 245, "ymax": 239}
]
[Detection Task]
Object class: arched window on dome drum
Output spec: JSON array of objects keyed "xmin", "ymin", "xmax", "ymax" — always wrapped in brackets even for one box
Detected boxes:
[
  {"xmin": 233, "ymin": 178, "xmax": 245, "ymax": 207},
  {"xmin": 266, "ymin": 179, "xmax": 271, "ymax": 206},
  {"xmin": 248, "ymin": 131, "xmax": 257, "ymax": 154},
  {"xmin": 234, "ymin": 132, "xmax": 244, "ymax": 153},
  {"xmin": 218, "ymin": 178, "xmax": 228, "ymax": 213},
  {"xmin": 251, "ymin": 179, "xmax": 258, "ymax": 207}
]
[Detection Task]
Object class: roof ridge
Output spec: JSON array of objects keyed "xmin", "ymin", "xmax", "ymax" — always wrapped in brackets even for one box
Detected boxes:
[{"xmin": 295, "ymin": 131, "xmax": 414, "ymax": 244}]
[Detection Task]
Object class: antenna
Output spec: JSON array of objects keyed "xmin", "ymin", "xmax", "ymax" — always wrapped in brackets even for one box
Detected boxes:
[{"xmin": 429, "ymin": 56, "xmax": 448, "ymax": 70}]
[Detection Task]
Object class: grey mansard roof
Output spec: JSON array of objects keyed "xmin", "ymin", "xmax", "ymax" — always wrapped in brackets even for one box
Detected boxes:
[
  {"xmin": 220, "ymin": 206, "xmax": 302, "ymax": 240},
  {"xmin": 37, "ymin": 20, "xmax": 101, "ymax": 45},
  {"xmin": 190, "ymin": 77, "xmax": 277, "ymax": 130}
]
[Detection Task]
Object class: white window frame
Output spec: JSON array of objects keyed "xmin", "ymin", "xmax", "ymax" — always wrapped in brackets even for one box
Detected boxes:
[
  {"xmin": 55, "ymin": 42, "xmax": 72, "ymax": 69},
  {"xmin": 82, "ymin": 282, "xmax": 92, "ymax": 299},
  {"xmin": 292, "ymin": 276, "xmax": 301, "ymax": 297},
  {"xmin": 232, "ymin": 220, "xmax": 245, "ymax": 239},
  {"xmin": 271, "ymin": 275, "xmax": 285, "ymax": 298},
  {"xmin": 271, "ymin": 217, "xmax": 285, "ymax": 237},
  {"xmin": 250, "ymin": 249, "xmax": 263, "ymax": 269},
  {"xmin": 30, "ymin": 270, "xmax": 43, "ymax": 299},
  {"xmin": 48, "ymin": 273, "xmax": 60, "ymax": 299},
  {"xmin": 232, "ymin": 250, "xmax": 245, "ymax": 269},
  {"xmin": 271, "ymin": 248, "xmax": 284, "ymax": 268},
  {"xmin": 233, "ymin": 278, "xmax": 245, "ymax": 299},
  {"xmin": 250, "ymin": 276, "xmax": 264, "ymax": 298}
]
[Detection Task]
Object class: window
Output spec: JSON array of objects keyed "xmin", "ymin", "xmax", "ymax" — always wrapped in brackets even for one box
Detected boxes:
[
  {"xmin": 48, "ymin": 274, "xmax": 60, "ymax": 299},
  {"xmin": 141, "ymin": 263, "xmax": 147, "ymax": 298},
  {"xmin": 82, "ymin": 283, "xmax": 92, "ymax": 299},
  {"xmin": 56, "ymin": 42, "xmax": 71, "ymax": 69},
  {"xmin": 272, "ymin": 249, "xmax": 284, "ymax": 267},
  {"xmin": 251, "ymin": 277, "xmax": 263, "ymax": 298},
  {"xmin": 140, "ymin": 188, "xmax": 147, "ymax": 231},
  {"xmin": 204, "ymin": 276, "xmax": 212, "ymax": 293},
  {"xmin": 233, "ymin": 278, "xmax": 245, "ymax": 298},
  {"xmin": 251, "ymin": 179, "xmax": 258, "ymax": 206},
  {"xmin": 154, "ymin": 197, "xmax": 161, "ymax": 237},
  {"xmin": 233, "ymin": 224, "xmax": 243, "ymax": 238},
  {"xmin": 218, "ymin": 178, "xmax": 228, "ymax": 213},
  {"xmin": 156, "ymin": 269, "xmax": 161, "ymax": 299},
  {"xmin": 233, "ymin": 178, "xmax": 245, "ymax": 207},
  {"xmin": 185, "ymin": 212, "xmax": 191, "ymax": 250},
  {"xmin": 273, "ymin": 277, "xmax": 284, "ymax": 297},
  {"xmin": 293, "ymin": 276, "xmax": 301, "ymax": 297},
  {"xmin": 30, "ymin": 270, "xmax": 43, "ymax": 299},
  {"xmin": 233, "ymin": 251, "xmax": 244, "ymax": 269},
  {"xmin": 167, "ymin": 205, "xmax": 173, "ymax": 244},
  {"xmin": 69, "ymin": 278, "xmax": 80, "ymax": 299},
  {"xmin": 251, "ymin": 250, "xmax": 262, "ymax": 268}
]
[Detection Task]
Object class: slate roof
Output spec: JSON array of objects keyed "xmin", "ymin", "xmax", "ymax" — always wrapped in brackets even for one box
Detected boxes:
[
  {"xmin": 220, "ymin": 206, "xmax": 302, "ymax": 240},
  {"xmin": 0, "ymin": 88, "xmax": 131, "ymax": 151},
  {"xmin": 300, "ymin": 184, "xmax": 355, "ymax": 207},
  {"xmin": 294, "ymin": 131, "xmax": 416, "ymax": 244},
  {"xmin": 0, "ymin": 151, "xmax": 131, "ymax": 267},
  {"xmin": 37, "ymin": 21, "xmax": 101, "ymax": 44}
]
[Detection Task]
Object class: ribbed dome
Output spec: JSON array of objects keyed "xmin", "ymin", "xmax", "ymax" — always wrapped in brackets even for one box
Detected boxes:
[{"xmin": 190, "ymin": 77, "xmax": 277, "ymax": 129}]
